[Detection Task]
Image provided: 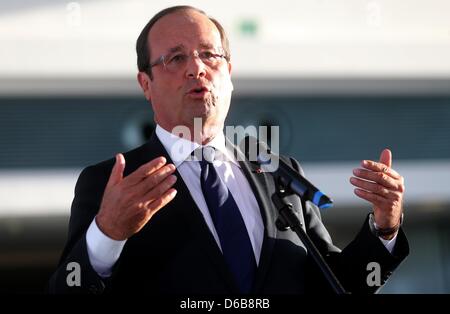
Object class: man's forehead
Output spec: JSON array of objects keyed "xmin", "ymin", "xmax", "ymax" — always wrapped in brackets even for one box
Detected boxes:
[{"xmin": 148, "ymin": 10, "xmax": 221, "ymax": 51}]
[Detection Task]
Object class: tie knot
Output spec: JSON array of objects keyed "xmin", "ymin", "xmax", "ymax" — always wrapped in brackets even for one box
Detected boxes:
[
  {"xmin": 191, "ymin": 146, "xmax": 217, "ymax": 164},
  {"xmin": 202, "ymin": 146, "xmax": 216, "ymax": 163}
]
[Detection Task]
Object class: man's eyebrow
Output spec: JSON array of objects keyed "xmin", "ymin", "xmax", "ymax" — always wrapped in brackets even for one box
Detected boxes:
[
  {"xmin": 167, "ymin": 45, "xmax": 185, "ymax": 54},
  {"xmin": 199, "ymin": 43, "xmax": 215, "ymax": 50},
  {"xmin": 165, "ymin": 43, "xmax": 217, "ymax": 54}
]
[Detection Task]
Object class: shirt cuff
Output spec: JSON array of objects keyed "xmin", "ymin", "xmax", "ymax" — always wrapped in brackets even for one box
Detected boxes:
[
  {"xmin": 85, "ymin": 217, "xmax": 127, "ymax": 278},
  {"xmin": 378, "ymin": 234, "xmax": 398, "ymax": 254}
]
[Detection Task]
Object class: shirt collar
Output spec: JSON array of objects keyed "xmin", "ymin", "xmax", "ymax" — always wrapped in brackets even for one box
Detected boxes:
[{"xmin": 155, "ymin": 124, "xmax": 240, "ymax": 168}]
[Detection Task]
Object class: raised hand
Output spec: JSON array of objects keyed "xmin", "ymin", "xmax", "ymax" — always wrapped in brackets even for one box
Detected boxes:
[
  {"xmin": 96, "ymin": 154, "xmax": 178, "ymax": 240},
  {"xmin": 350, "ymin": 149, "xmax": 404, "ymax": 238}
]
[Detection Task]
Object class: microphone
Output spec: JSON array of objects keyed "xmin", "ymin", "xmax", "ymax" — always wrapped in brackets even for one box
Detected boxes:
[{"xmin": 240, "ymin": 136, "xmax": 333, "ymax": 209}]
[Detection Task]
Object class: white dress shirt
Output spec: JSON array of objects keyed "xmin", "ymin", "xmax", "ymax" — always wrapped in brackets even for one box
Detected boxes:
[{"xmin": 85, "ymin": 125, "xmax": 397, "ymax": 277}]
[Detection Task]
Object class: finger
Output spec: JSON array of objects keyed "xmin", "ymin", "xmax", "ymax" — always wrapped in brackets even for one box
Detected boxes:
[
  {"xmin": 141, "ymin": 174, "xmax": 178, "ymax": 205},
  {"xmin": 350, "ymin": 177, "xmax": 400, "ymax": 200},
  {"xmin": 379, "ymin": 148, "xmax": 392, "ymax": 168},
  {"xmin": 360, "ymin": 160, "xmax": 401, "ymax": 179},
  {"xmin": 353, "ymin": 188, "xmax": 387, "ymax": 207},
  {"xmin": 124, "ymin": 156, "xmax": 167, "ymax": 186},
  {"xmin": 138, "ymin": 164, "xmax": 176, "ymax": 194},
  {"xmin": 352, "ymin": 168, "xmax": 402, "ymax": 191},
  {"xmin": 144, "ymin": 157, "xmax": 168, "ymax": 176},
  {"xmin": 106, "ymin": 153, "xmax": 125, "ymax": 188},
  {"xmin": 143, "ymin": 188, "xmax": 178, "ymax": 214}
]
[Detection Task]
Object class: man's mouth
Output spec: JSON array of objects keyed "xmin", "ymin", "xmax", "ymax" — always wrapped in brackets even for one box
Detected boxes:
[
  {"xmin": 188, "ymin": 86, "xmax": 209, "ymax": 93},
  {"xmin": 187, "ymin": 86, "xmax": 210, "ymax": 99}
]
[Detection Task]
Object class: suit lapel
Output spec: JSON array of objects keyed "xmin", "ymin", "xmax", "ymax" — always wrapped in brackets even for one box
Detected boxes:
[
  {"xmin": 140, "ymin": 133, "xmax": 238, "ymax": 292},
  {"xmin": 170, "ymin": 170, "xmax": 238, "ymax": 292},
  {"xmin": 227, "ymin": 138, "xmax": 278, "ymax": 293}
]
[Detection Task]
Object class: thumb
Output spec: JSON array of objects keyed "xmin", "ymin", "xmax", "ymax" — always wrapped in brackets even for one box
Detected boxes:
[
  {"xmin": 379, "ymin": 148, "xmax": 392, "ymax": 168},
  {"xmin": 107, "ymin": 153, "xmax": 125, "ymax": 187}
]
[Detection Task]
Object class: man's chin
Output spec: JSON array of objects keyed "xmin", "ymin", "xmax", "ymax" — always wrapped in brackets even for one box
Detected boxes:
[
  {"xmin": 190, "ymin": 102, "xmax": 214, "ymax": 117},
  {"xmin": 192, "ymin": 111, "xmax": 212, "ymax": 122}
]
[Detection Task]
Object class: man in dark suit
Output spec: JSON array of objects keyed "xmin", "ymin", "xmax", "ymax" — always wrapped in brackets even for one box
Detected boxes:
[{"xmin": 49, "ymin": 5, "xmax": 408, "ymax": 294}]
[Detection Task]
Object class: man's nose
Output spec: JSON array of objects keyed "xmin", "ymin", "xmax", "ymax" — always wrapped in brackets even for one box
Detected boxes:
[{"xmin": 185, "ymin": 54, "xmax": 206, "ymax": 79}]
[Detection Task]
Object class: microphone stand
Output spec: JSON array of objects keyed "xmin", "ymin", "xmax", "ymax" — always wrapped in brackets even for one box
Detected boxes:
[{"xmin": 272, "ymin": 182, "xmax": 349, "ymax": 295}]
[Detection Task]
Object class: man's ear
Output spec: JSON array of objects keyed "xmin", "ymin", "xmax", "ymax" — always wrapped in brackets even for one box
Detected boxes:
[
  {"xmin": 227, "ymin": 62, "xmax": 234, "ymax": 91},
  {"xmin": 137, "ymin": 72, "xmax": 152, "ymax": 102}
]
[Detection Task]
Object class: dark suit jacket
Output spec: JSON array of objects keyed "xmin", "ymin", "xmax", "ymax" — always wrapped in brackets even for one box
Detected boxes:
[{"xmin": 49, "ymin": 132, "xmax": 409, "ymax": 294}]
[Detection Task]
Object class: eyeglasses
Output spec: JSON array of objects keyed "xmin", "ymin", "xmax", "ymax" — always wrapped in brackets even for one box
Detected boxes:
[{"xmin": 149, "ymin": 48, "xmax": 227, "ymax": 74}]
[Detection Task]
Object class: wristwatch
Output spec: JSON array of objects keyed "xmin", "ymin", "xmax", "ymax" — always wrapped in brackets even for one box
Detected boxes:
[{"xmin": 369, "ymin": 212, "xmax": 404, "ymax": 237}]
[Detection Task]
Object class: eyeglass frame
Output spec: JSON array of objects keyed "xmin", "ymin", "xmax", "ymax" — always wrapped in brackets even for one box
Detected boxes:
[{"xmin": 147, "ymin": 47, "xmax": 229, "ymax": 75}]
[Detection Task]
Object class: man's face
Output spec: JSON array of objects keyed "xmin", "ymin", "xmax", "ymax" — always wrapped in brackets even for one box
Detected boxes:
[{"xmin": 142, "ymin": 10, "xmax": 233, "ymax": 135}]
